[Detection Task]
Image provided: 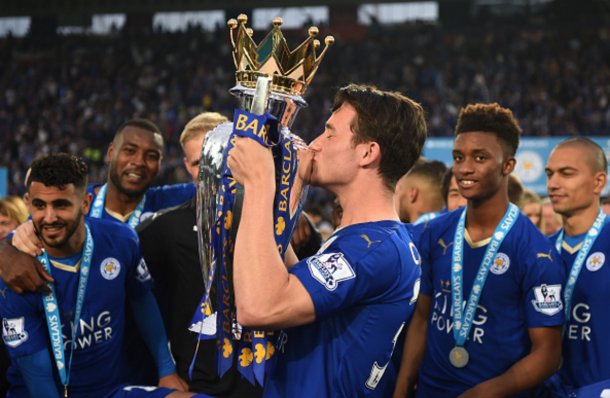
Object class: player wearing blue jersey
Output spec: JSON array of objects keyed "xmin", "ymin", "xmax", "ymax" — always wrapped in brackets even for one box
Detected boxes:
[
  {"xmin": 393, "ymin": 103, "xmax": 565, "ymax": 398},
  {"xmin": 8, "ymin": 118, "xmax": 195, "ymax": 255},
  {"xmin": 538, "ymin": 138, "xmax": 610, "ymax": 397},
  {"xmin": 0, "ymin": 119, "xmax": 195, "ymax": 384},
  {"xmin": 227, "ymin": 84, "xmax": 427, "ymax": 397},
  {"xmin": 0, "ymin": 153, "xmax": 204, "ymax": 398}
]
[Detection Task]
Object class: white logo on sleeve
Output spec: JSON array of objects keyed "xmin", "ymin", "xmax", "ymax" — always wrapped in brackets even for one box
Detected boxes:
[
  {"xmin": 136, "ymin": 258, "xmax": 152, "ymax": 282},
  {"xmin": 586, "ymin": 252, "xmax": 605, "ymax": 272},
  {"xmin": 307, "ymin": 253, "xmax": 355, "ymax": 291},
  {"xmin": 490, "ymin": 252, "xmax": 510, "ymax": 275},
  {"xmin": 532, "ymin": 284, "xmax": 563, "ymax": 316},
  {"xmin": 100, "ymin": 258, "xmax": 121, "ymax": 280},
  {"xmin": 2, "ymin": 317, "xmax": 29, "ymax": 348}
]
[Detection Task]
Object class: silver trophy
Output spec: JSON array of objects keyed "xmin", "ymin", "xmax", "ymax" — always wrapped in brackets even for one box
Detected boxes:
[{"xmin": 195, "ymin": 15, "xmax": 334, "ymax": 298}]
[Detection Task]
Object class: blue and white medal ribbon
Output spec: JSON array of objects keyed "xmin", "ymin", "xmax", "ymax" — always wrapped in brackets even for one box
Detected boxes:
[
  {"xmin": 450, "ymin": 203, "xmax": 519, "ymax": 367},
  {"xmin": 555, "ymin": 208, "xmax": 606, "ymax": 327},
  {"xmin": 413, "ymin": 212, "xmax": 440, "ymax": 226},
  {"xmin": 38, "ymin": 222, "xmax": 94, "ymax": 396},
  {"xmin": 90, "ymin": 183, "xmax": 146, "ymax": 228}
]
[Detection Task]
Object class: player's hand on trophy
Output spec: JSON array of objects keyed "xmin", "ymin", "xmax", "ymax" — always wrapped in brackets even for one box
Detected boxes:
[
  {"xmin": 228, "ymin": 136, "xmax": 275, "ymax": 189},
  {"xmin": 158, "ymin": 372, "xmax": 189, "ymax": 391},
  {"xmin": 13, "ymin": 219, "xmax": 44, "ymax": 257},
  {"xmin": 296, "ymin": 145, "xmax": 315, "ymax": 185}
]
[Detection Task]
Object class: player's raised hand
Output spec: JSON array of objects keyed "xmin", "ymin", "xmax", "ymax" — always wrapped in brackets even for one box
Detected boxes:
[
  {"xmin": 0, "ymin": 239, "xmax": 53, "ymax": 294},
  {"xmin": 228, "ymin": 136, "xmax": 275, "ymax": 190},
  {"xmin": 12, "ymin": 220, "xmax": 43, "ymax": 257},
  {"xmin": 296, "ymin": 146, "xmax": 315, "ymax": 185},
  {"xmin": 159, "ymin": 372, "xmax": 189, "ymax": 391}
]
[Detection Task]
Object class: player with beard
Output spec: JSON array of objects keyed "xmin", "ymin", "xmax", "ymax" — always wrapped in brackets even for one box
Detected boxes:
[
  {"xmin": 536, "ymin": 138, "xmax": 610, "ymax": 397},
  {"xmin": 0, "ymin": 118, "xmax": 195, "ymax": 289},
  {"xmin": 0, "ymin": 153, "xmax": 215, "ymax": 398},
  {"xmin": 393, "ymin": 103, "xmax": 565, "ymax": 398},
  {"xmin": 0, "ymin": 119, "xmax": 195, "ymax": 384},
  {"xmin": 227, "ymin": 84, "xmax": 425, "ymax": 397}
]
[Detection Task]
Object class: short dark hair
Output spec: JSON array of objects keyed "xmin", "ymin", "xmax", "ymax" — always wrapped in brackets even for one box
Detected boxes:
[
  {"xmin": 455, "ymin": 103, "xmax": 521, "ymax": 157},
  {"xmin": 27, "ymin": 153, "xmax": 88, "ymax": 194},
  {"xmin": 116, "ymin": 118, "xmax": 164, "ymax": 145},
  {"xmin": 331, "ymin": 84, "xmax": 427, "ymax": 190},
  {"xmin": 441, "ymin": 167, "xmax": 454, "ymax": 205},
  {"xmin": 555, "ymin": 137, "xmax": 607, "ymax": 175},
  {"xmin": 408, "ymin": 159, "xmax": 447, "ymax": 185}
]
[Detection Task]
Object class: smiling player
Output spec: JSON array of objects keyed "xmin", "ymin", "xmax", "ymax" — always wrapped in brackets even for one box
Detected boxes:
[{"xmin": 393, "ymin": 103, "xmax": 566, "ymax": 398}]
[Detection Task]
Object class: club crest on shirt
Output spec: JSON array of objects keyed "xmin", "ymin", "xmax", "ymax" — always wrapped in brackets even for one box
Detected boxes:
[
  {"xmin": 307, "ymin": 252, "xmax": 355, "ymax": 291},
  {"xmin": 136, "ymin": 258, "xmax": 152, "ymax": 282},
  {"xmin": 532, "ymin": 284, "xmax": 563, "ymax": 316},
  {"xmin": 490, "ymin": 252, "xmax": 510, "ymax": 275},
  {"xmin": 100, "ymin": 257, "xmax": 121, "ymax": 280},
  {"xmin": 2, "ymin": 317, "xmax": 28, "ymax": 348},
  {"xmin": 586, "ymin": 252, "xmax": 605, "ymax": 272}
]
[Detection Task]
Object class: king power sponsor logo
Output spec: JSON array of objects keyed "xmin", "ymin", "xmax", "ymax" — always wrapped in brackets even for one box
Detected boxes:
[
  {"xmin": 61, "ymin": 311, "xmax": 114, "ymax": 350},
  {"xmin": 431, "ymin": 291, "xmax": 488, "ymax": 344},
  {"xmin": 567, "ymin": 302, "xmax": 593, "ymax": 341}
]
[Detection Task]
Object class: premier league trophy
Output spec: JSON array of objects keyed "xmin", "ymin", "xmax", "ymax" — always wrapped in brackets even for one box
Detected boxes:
[{"xmin": 189, "ymin": 15, "xmax": 333, "ymax": 385}]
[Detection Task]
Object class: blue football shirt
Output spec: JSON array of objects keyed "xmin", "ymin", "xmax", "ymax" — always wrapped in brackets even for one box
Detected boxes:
[
  {"xmin": 549, "ymin": 219, "xmax": 610, "ymax": 390},
  {"xmin": 0, "ymin": 218, "xmax": 153, "ymax": 398},
  {"xmin": 86, "ymin": 182, "xmax": 194, "ymax": 383},
  {"xmin": 86, "ymin": 183, "xmax": 196, "ymax": 224},
  {"xmin": 264, "ymin": 220, "xmax": 421, "ymax": 398},
  {"xmin": 417, "ymin": 210, "xmax": 566, "ymax": 398}
]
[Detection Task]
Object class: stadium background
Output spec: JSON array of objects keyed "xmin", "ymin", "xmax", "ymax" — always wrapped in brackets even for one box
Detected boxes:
[{"xmin": 2, "ymin": 0, "xmax": 610, "ymax": 207}]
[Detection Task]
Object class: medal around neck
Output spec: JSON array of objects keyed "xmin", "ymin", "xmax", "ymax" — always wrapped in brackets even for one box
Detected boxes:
[
  {"xmin": 190, "ymin": 15, "xmax": 333, "ymax": 386},
  {"xmin": 450, "ymin": 204, "xmax": 519, "ymax": 368},
  {"xmin": 449, "ymin": 346, "xmax": 469, "ymax": 368}
]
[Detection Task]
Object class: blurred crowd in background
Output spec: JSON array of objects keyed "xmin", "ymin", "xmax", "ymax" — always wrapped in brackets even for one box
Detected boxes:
[{"xmin": 2, "ymin": 21, "xmax": 610, "ymax": 228}]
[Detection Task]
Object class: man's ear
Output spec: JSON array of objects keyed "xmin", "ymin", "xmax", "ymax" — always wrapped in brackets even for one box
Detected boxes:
[
  {"xmin": 410, "ymin": 186, "xmax": 419, "ymax": 204},
  {"xmin": 82, "ymin": 193, "xmax": 93, "ymax": 215},
  {"xmin": 593, "ymin": 171, "xmax": 607, "ymax": 195},
  {"xmin": 360, "ymin": 142, "xmax": 381, "ymax": 167},
  {"xmin": 503, "ymin": 156, "xmax": 516, "ymax": 176},
  {"xmin": 107, "ymin": 143, "xmax": 115, "ymax": 163}
]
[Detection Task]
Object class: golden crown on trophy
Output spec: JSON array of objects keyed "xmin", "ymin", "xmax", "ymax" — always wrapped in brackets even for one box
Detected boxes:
[{"xmin": 228, "ymin": 14, "xmax": 334, "ymax": 97}]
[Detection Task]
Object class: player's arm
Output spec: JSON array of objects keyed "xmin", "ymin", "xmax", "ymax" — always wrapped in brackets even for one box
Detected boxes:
[
  {"xmin": 16, "ymin": 349, "xmax": 60, "ymax": 398},
  {"xmin": 0, "ymin": 237, "xmax": 53, "ymax": 294},
  {"xmin": 129, "ymin": 290, "xmax": 188, "ymax": 391},
  {"xmin": 228, "ymin": 136, "xmax": 316, "ymax": 331},
  {"xmin": 393, "ymin": 293, "xmax": 432, "ymax": 398},
  {"xmin": 457, "ymin": 326, "xmax": 562, "ymax": 398}
]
